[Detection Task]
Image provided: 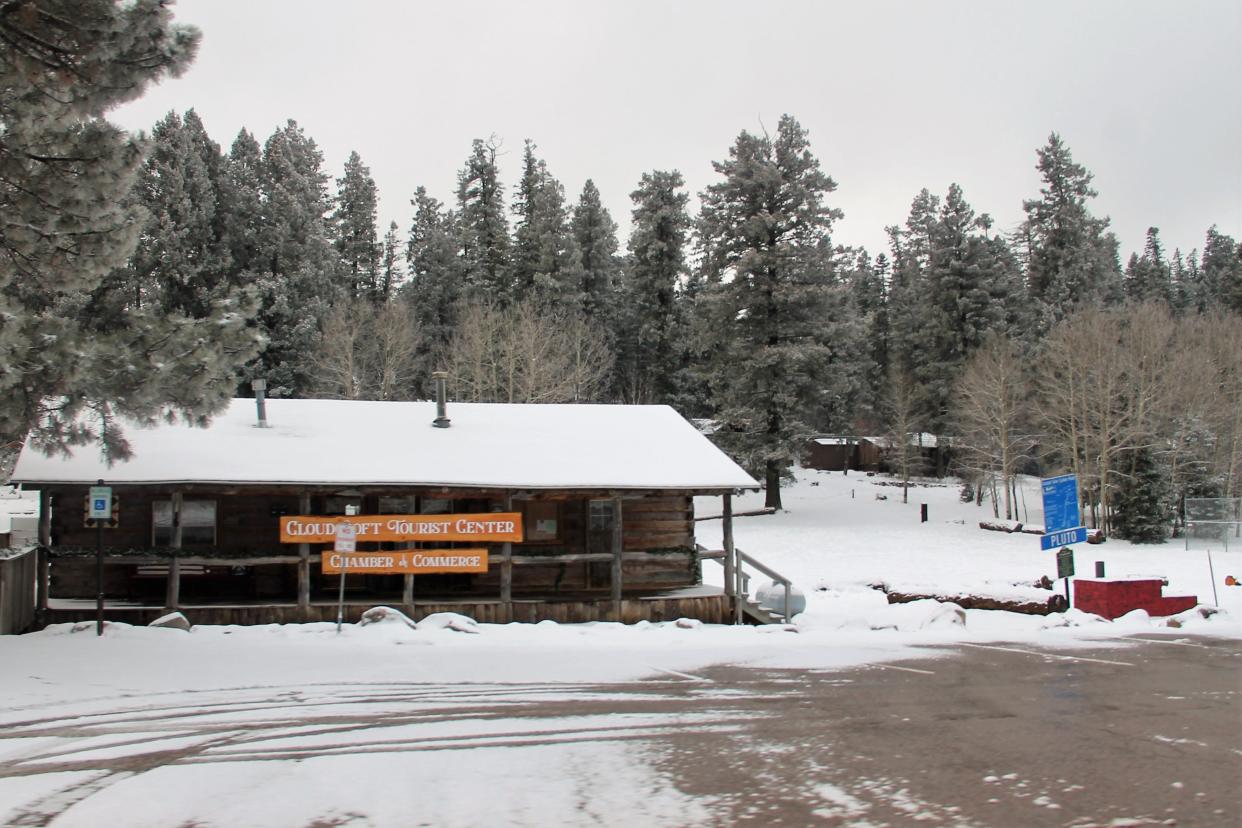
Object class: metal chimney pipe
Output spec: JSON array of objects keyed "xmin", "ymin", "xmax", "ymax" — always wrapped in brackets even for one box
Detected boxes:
[
  {"xmin": 252, "ymin": 378, "xmax": 268, "ymax": 428},
  {"xmin": 432, "ymin": 371, "xmax": 451, "ymax": 428}
]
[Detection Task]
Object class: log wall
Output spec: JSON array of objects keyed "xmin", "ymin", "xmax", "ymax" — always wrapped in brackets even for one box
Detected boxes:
[{"xmin": 38, "ymin": 486, "xmax": 706, "ymax": 604}]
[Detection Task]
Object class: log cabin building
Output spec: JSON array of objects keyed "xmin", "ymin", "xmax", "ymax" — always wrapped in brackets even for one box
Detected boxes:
[{"xmin": 12, "ymin": 392, "xmax": 760, "ymax": 626}]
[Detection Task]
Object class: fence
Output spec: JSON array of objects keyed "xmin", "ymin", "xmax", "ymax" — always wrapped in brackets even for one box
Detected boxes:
[
  {"xmin": 0, "ymin": 547, "xmax": 37, "ymax": 634},
  {"xmin": 1184, "ymin": 498, "xmax": 1242, "ymax": 552}
]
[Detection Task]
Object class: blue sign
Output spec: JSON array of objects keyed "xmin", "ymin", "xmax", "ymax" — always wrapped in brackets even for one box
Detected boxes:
[
  {"xmin": 1041, "ymin": 526, "xmax": 1088, "ymax": 550},
  {"xmin": 88, "ymin": 485, "xmax": 112, "ymax": 520},
  {"xmin": 1040, "ymin": 474, "xmax": 1085, "ymax": 549}
]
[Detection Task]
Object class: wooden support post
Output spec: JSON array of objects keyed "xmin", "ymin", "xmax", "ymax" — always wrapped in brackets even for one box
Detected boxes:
[
  {"xmin": 36, "ymin": 490, "xmax": 50, "ymax": 616},
  {"xmin": 611, "ymin": 496, "xmax": 623, "ymax": 620},
  {"xmin": 297, "ymin": 492, "xmax": 311, "ymax": 618},
  {"xmin": 723, "ymin": 493, "xmax": 739, "ymax": 624},
  {"xmin": 165, "ymin": 491, "xmax": 182, "ymax": 611},
  {"xmin": 402, "ymin": 574, "xmax": 414, "ymax": 613},
  {"xmin": 501, "ymin": 494, "xmax": 513, "ymax": 622}
]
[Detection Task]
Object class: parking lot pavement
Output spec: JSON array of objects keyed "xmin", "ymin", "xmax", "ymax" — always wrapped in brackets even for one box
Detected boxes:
[
  {"xmin": 649, "ymin": 634, "xmax": 1242, "ymax": 826},
  {"xmin": 0, "ymin": 635, "xmax": 1237, "ymax": 826}
]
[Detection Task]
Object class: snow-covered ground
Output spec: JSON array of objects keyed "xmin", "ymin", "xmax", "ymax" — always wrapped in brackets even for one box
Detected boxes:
[
  {"xmin": 696, "ymin": 469, "xmax": 1242, "ymax": 633},
  {"xmin": 1, "ymin": 470, "xmax": 1238, "ymax": 826}
]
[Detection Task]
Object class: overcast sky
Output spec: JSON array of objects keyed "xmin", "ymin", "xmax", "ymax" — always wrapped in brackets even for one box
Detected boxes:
[{"xmin": 113, "ymin": 0, "xmax": 1241, "ymax": 264}]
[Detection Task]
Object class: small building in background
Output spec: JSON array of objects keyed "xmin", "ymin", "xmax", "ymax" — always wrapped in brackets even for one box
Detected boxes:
[{"xmin": 803, "ymin": 436, "xmax": 883, "ymax": 472}]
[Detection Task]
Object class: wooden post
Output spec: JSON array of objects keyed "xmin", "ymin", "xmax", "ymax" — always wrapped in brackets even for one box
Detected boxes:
[
  {"xmin": 501, "ymin": 494, "xmax": 513, "ymax": 622},
  {"xmin": 36, "ymin": 490, "xmax": 50, "ymax": 615},
  {"xmin": 611, "ymin": 496, "xmax": 623, "ymax": 620},
  {"xmin": 723, "ymin": 493, "xmax": 739, "ymax": 624},
  {"xmin": 297, "ymin": 492, "xmax": 311, "ymax": 618},
  {"xmin": 165, "ymin": 491, "xmax": 182, "ymax": 610},
  {"xmin": 402, "ymin": 573, "xmax": 414, "ymax": 613}
]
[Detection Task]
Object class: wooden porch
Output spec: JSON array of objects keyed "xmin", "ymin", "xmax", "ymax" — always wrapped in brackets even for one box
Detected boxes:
[{"xmin": 41, "ymin": 587, "xmax": 732, "ymax": 626}]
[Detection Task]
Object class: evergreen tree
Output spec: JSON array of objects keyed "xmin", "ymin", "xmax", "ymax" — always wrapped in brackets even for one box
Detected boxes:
[
  {"xmin": 885, "ymin": 190, "xmax": 939, "ymax": 378},
  {"xmin": 403, "ymin": 187, "xmax": 461, "ymax": 392},
  {"xmin": 510, "ymin": 141, "xmax": 582, "ymax": 307},
  {"xmin": 377, "ymin": 221, "xmax": 403, "ymax": 303},
  {"xmin": 1112, "ymin": 446, "xmax": 1173, "ymax": 542},
  {"xmin": 456, "ymin": 138, "xmax": 510, "ymax": 300},
  {"xmin": 1200, "ymin": 226, "xmax": 1242, "ymax": 314},
  {"xmin": 1124, "ymin": 227, "xmax": 1172, "ymax": 305},
  {"xmin": 697, "ymin": 115, "xmax": 843, "ymax": 509},
  {"xmin": 0, "ymin": 0, "xmax": 257, "ymax": 459},
  {"xmin": 615, "ymin": 170, "xmax": 690, "ymax": 405},
  {"xmin": 572, "ymin": 179, "xmax": 621, "ymax": 321},
  {"xmin": 219, "ymin": 129, "xmax": 265, "ymax": 277},
  {"xmin": 887, "ymin": 185, "xmax": 1022, "ymax": 431},
  {"xmin": 332, "ymin": 150, "xmax": 380, "ymax": 301},
  {"xmin": 129, "ymin": 109, "xmax": 232, "ymax": 317},
  {"xmin": 1021, "ymin": 133, "xmax": 1123, "ymax": 330},
  {"xmin": 1169, "ymin": 249, "xmax": 1192, "ymax": 313},
  {"xmin": 243, "ymin": 120, "xmax": 341, "ymax": 396},
  {"xmin": 843, "ymin": 249, "xmax": 888, "ymax": 427}
]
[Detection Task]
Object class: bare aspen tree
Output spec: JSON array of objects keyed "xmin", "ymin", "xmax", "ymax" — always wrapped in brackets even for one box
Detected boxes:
[
  {"xmin": 311, "ymin": 298, "xmax": 421, "ymax": 400},
  {"xmin": 312, "ymin": 300, "xmax": 368, "ymax": 399},
  {"xmin": 1199, "ymin": 314, "xmax": 1242, "ymax": 499},
  {"xmin": 886, "ymin": 362, "xmax": 924, "ymax": 504},
  {"xmin": 1036, "ymin": 303, "xmax": 1179, "ymax": 533},
  {"xmin": 370, "ymin": 302, "xmax": 421, "ymax": 400},
  {"xmin": 951, "ymin": 334, "xmax": 1030, "ymax": 520},
  {"xmin": 447, "ymin": 299, "xmax": 613, "ymax": 403}
]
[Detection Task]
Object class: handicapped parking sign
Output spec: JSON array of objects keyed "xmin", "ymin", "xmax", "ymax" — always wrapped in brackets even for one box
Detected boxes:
[{"xmin": 88, "ymin": 486, "xmax": 112, "ymax": 520}]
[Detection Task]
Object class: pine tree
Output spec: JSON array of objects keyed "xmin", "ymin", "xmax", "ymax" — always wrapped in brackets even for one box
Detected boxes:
[
  {"xmin": 1124, "ymin": 227, "xmax": 1172, "ymax": 305},
  {"xmin": 456, "ymin": 138, "xmax": 510, "ymax": 300},
  {"xmin": 843, "ymin": 248, "xmax": 887, "ymax": 427},
  {"xmin": 219, "ymin": 129, "xmax": 265, "ymax": 277},
  {"xmin": 378, "ymin": 221, "xmax": 403, "ymax": 303},
  {"xmin": 129, "ymin": 109, "xmax": 233, "ymax": 317},
  {"xmin": 572, "ymin": 179, "xmax": 621, "ymax": 322},
  {"xmin": 1200, "ymin": 226, "xmax": 1242, "ymax": 314},
  {"xmin": 885, "ymin": 190, "xmax": 939, "ymax": 379},
  {"xmin": 697, "ymin": 115, "xmax": 843, "ymax": 509},
  {"xmin": 886, "ymin": 185, "xmax": 1022, "ymax": 432},
  {"xmin": 1022, "ymin": 134, "xmax": 1123, "ymax": 330},
  {"xmin": 332, "ymin": 150, "xmax": 380, "ymax": 302},
  {"xmin": 615, "ymin": 170, "xmax": 690, "ymax": 405},
  {"xmin": 1112, "ymin": 446, "xmax": 1173, "ymax": 542},
  {"xmin": 0, "ymin": 1, "xmax": 257, "ymax": 459},
  {"xmin": 244, "ymin": 120, "xmax": 341, "ymax": 397},
  {"xmin": 403, "ymin": 187, "xmax": 462, "ymax": 391},
  {"xmin": 510, "ymin": 141, "xmax": 582, "ymax": 307}
]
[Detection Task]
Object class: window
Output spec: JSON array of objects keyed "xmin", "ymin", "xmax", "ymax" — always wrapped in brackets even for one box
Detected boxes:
[
  {"xmin": 325, "ymin": 496, "xmax": 362, "ymax": 516},
  {"xmin": 378, "ymin": 496, "xmax": 414, "ymax": 514},
  {"xmin": 523, "ymin": 501, "xmax": 559, "ymax": 542},
  {"xmin": 419, "ymin": 498, "xmax": 450, "ymax": 515},
  {"xmin": 589, "ymin": 500, "xmax": 616, "ymax": 531},
  {"xmin": 153, "ymin": 500, "xmax": 217, "ymax": 546}
]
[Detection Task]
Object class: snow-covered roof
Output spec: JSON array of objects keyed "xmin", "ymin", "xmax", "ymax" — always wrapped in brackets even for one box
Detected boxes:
[{"xmin": 12, "ymin": 399, "xmax": 759, "ymax": 492}]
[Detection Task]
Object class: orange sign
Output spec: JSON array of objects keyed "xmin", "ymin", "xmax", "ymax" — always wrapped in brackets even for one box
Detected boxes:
[
  {"xmin": 280, "ymin": 513, "xmax": 522, "ymax": 544},
  {"xmin": 321, "ymin": 549, "xmax": 489, "ymax": 574}
]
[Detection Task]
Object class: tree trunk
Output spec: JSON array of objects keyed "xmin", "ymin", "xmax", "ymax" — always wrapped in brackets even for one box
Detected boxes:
[{"xmin": 765, "ymin": 462, "xmax": 782, "ymax": 510}]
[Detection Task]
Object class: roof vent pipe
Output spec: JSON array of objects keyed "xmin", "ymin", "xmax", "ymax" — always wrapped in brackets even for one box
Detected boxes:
[
  {"xmin": 432, "ymin": 371, "xmax": 451, "ymax": 428},
  {"xmin": 252, "ymin": 378, "xmax": 269, "ymax": 428}
]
